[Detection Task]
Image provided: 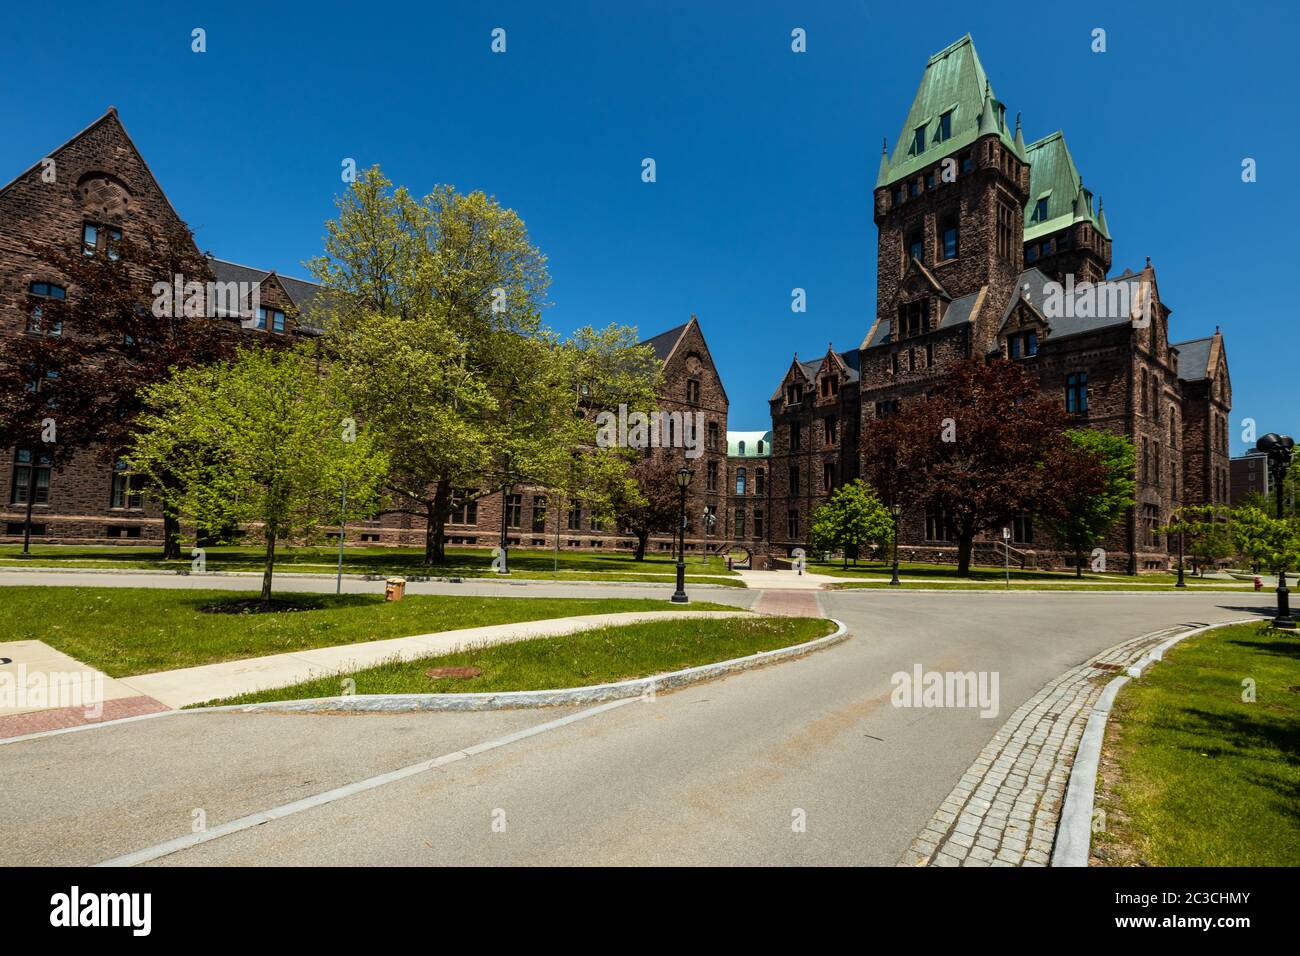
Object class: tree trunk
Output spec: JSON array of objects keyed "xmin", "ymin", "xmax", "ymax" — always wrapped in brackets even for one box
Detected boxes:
[
  {"xmin": 956, "ymin": 527, "xmax": 975, "ymax": 577},
  {"xmin": 21, "ymin": 480, "xmax": 36, "ymax": 555},
  {"xmin": 261, "ymin": 522, "xmax": 277, "ymax": 605},
  {"xmin": 423, "ymin": 482, "xmax": 451, "ymax": 565},
  {"xmin": 634, "ymin": 531, "xmax": 648, "ymax": 561},
  {"xmin": 1075, "ymin": 546, "xmax": 1083, "ymax": 578},
  {"xmin": 162, "ymin": 506, "xmax": 182, "ymax": 560}
]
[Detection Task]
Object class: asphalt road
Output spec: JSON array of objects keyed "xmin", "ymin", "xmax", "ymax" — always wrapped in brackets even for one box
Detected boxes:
[{"xmin": 1, "ymin": 589, "xmax": 1272, "ymax": 866}]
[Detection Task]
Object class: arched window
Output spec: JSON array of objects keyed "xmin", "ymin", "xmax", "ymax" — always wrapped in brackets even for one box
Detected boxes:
[
  {"xmin": 738, "ymin": 441, "xmax": 746, "ymax": 455},
  {"xmin": 735, "ymin": 467, "xmax": 747, "ymax": 496},
  {"xmin": 757, "ymin": 440, "xmax": 764, "ymax": 454}
]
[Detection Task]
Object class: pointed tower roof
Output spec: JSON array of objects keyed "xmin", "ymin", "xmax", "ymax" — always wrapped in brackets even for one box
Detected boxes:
[
  {"xmin": 1014, "ymin": 112, "xmax": 1026, "ymax": 152},
  {"xmin": 1096, "ymin": 196, "xmax": 1110, "ymax": 239},
  {"xmin": 876, "ymin": 34, "xmax": 1022, "ymax": 188},
  {"xmin": 1023, "ymin": 130, "xmax": 1108, "ymax": 241},
  {"xmin": 877, "ymin": 138, "xmax": 890, "ymax": 184}
]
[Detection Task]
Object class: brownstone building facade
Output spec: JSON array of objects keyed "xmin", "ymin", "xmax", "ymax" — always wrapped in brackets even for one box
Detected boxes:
[{"xmin": 764, "ymin": 35, "xmax": 1231, "ymax": 572}]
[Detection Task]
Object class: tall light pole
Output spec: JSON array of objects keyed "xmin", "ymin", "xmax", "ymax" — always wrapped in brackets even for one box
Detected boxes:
[
  {"xmin": 890, "ymin": 502, "xmax": 902, "ymax": 586},
  {"xmin": 672, "ymin": 467, "xmax": 692, "ymax": 603},
  {"xmin": 335, "ymin": 477, "xmax": 347, "ymax": 594},
  {"xmin": 1256, "ymin": 433, "xmax": 1295, "ymax": 629},
  {"xmin": 1175, "ymin": 526, "xmax": 1186, "ymax": 588}
]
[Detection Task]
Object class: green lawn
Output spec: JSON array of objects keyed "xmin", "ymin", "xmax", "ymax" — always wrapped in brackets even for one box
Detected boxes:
[
  {"xmin": 0, "ymin": 544, "xmax": 741, "ymax": 585},
  {"xmin": 198, "ymin": 615, "xmax": 835, "ymax": 706},
  {"xmin": 0, "ymin": 586, "xmax": 729, "ymax": 677},
  {"xmin": 1091, "ymin": 622, "xmax": 1300, "ymax": 867}
]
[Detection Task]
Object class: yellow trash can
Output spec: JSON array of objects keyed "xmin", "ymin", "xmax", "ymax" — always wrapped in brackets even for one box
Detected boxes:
[{"xmin": 385, "ymin": 576, "xmax": 407, "ymax": 601}]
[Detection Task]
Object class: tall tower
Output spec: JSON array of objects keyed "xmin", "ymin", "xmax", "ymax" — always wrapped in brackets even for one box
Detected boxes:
[
  {"xmin": 1021, "ymin": 131, "xmax": 1111, "ymax": 285},
  {"xmin": 870, "ymin": 34, "xmax": 1030, "ymax": 359}
]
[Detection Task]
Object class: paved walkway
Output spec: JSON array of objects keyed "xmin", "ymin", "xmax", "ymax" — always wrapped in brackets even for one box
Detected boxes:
[
  {"xmin": 897, "ymin": 623, "xmax": 1205, "ymax": 867},
  {"xmin": 736, "ymin": 569, "xmax": 838, "ymax": 590}
]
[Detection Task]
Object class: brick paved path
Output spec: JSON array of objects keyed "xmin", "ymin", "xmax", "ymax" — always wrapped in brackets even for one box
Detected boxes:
[
  {"xmin": 898, "ymin": 623, "xmax": 1200, "ymax": 867},
  {"xmin": 753, "ymin": 589, "xmax": 822, "ymax": 617}
]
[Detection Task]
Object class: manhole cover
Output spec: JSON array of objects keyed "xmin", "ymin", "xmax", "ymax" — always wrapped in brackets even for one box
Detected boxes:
[{"xmin": 425, "ymin": 666, "xmax": 482, "ymax": 680}]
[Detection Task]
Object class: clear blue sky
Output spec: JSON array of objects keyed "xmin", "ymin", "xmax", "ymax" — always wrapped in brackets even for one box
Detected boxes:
[{"xmin": 3, "ymin": 0, "xmax": 1296, "ymax": 451}]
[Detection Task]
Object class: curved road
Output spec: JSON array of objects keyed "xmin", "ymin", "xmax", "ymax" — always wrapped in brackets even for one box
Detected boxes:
[{"xmin": 0, "ymin": 587, "xmax": 1272, "ymax": 866}]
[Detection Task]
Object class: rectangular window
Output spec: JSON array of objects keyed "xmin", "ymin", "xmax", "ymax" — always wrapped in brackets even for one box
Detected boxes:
[
  {"xmin": 899, "ymin": 300, "xmax": 928, "ymax": 338},
  {"xmin": 686, "ymin": 379, "xmax": 700, "ymax": 404},
  {"xmin": 256, "ymin": 307, "xmax": 286, "ymax": 332},
  {"xmin": 1024, "ymin": 331, "xmax": 1038, "ymax": 356},
  {"xmin": 911, "ymin": 126, "xmax": 926, "ymax": 156},
  {"xmin": 27, "ymin": 282, "xmax": 66, "ymax": 336},
  {"xmin": 1032, "ymin": 197, "xmax": 1048, "ymax": 222},
  {"xmin": 1066, "ymin": 371, "xmax": 1089, "ymax": 413},
  {"xmin": 755, "ymin": 468, "xmax": 765, "ymax": 496},
  {"xmin": 786, "ymin": 384, "xmax": 803, "ymax": 405},
  {"xmin": 451, "ymin": 492, "xmax": 479, "ymax": 525},
  {"xmin": 1012, "ymin": 512, "xmax": 1033, "ymax": 544},
  {"xmin": 567, "ymin": 505, "xmax": 582, "ymax": 531},
  {"xmin": 909, "ymin": 179, "xmax": 922, "ymax": 198},
  {"xmin": 1009, "ymin": 336, "xmax": 1022, "ymax": 359},
  {"xmin": 531, "ymin": 496, "xmax": 547, "ymax": 533},
  {"xmin": 707, "ymin": 460, "xmax": 718, "ymax": 492},
  {"xmin": 937, "ymin": 110, "xmax": 952, "ymax": 143},
  {"xmin": 83, "ymin": 222, "xmax": 121, "ymax": 258},
  {"xmin": 823, "ymin": 462, "xmax": 834, "ymax": 492},
  {"xmin": 753, "ymin": 509, "xmax": 764, "ymax": 538},
  {"xmin": 789, "ymin": 466, "xmax": 800, "ymax": 495},
  {"xmin": 906, "ymin": 228, "xmax": 924, "ymax": 263},
  {"xmin": 11, "ymin": 449, "xmax": 51, "ymax": 505},
  {"xmin": 790, "ymin": 421, "xmax": 802, "ymax": 450},
  {"xmin": 1144, "ymin": 504, "xmax": 1161, "ymax": 548},
  {"xmin": 787, "ymin": 509, "xmax": 799, "ymax": 539},
  {"xmin": 734, "ymin": 509, "xmax": 746, "ymax": 538},
  {"xmin": 824, "ymin": 415, "xmax": 837, "ymax": 446},
  {"xmin": 110, "ymin": 461, "xmax": 143, "ymax": 509},
  {"xmin": 960, "ymin": 152, "xmax": 973, "ymax": 174},
  {"xmin": 894, "ymin": 186, "xmax": 905, "ymax": 207},
  {"xmin": 505, "ymin": 494, "xmax": 522, "ymax": 528},
  {"xmin": 707, "ymin": 421, "xmax": 719, "ymax": 450},
  {"xmin": 996, "ymin": 201, "xmax": 1016, "ymax": 261},
  {"xmin": 925, "ymin": 506, "xmax": 953, "ymax": 542},
  {"xmin": 941, "ymin": 218, "xmax": 958, "ymax": 260}
]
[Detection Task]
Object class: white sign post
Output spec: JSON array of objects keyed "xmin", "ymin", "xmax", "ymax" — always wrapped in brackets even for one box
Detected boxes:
[{"xmin": 1002, "ymin": 527, "xmax": 1011, "ymax": 589}]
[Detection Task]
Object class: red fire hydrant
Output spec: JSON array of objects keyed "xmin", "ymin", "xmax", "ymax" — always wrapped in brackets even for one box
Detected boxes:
[{"xmin": 1254, "ymin": 576, "xmax": 1263, "ymax": 592}]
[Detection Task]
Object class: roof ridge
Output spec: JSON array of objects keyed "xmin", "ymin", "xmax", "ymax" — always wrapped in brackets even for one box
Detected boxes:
[{"xmin": 927, "ymin": 33, "xmax": 973, "ymax": 65}]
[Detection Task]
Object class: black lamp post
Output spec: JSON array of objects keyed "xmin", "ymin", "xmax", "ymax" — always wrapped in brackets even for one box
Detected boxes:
[
  {"xmin": 1175, "ymin": 528, "xmax": 1186, "ymax": 588},
  {"xmin": 1256, "ymin": 432, "xmax": 1295, "ymax": 629},
  {"xmin": 890, "ymin": 502, "xmax": 902, "ymax": 586},
  {"xmin": 672, "ymin": 467, "xmax": 692, "ymax": 604}
]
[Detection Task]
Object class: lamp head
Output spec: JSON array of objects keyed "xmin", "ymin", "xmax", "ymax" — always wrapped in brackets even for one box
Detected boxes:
[{"xmin": 676, "ymin": 467, "xmax": 692, "ymax": 489}]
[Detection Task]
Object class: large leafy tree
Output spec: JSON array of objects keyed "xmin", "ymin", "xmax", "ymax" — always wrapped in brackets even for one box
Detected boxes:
[
  {"xmin": 862, "ymin": 357, "xmax": 1066, "ymax": 576},
  {"xmin": 808, "ymin": 479, "xmax": 894, "ymax": 567},
  {"xmin": 0, "ymin": 220, "xmax": 237, "ymax": 555},
  {"xmin": 1036, "ymin": 429, "xmax": 1134, "ymax": 577},
  {"xmin": 126, "ymin": 345, "xmax": 387, "ymax": 604},
  {"xmin": 313, "ymin": 169, "xmax": 656, "ymax": 563}
]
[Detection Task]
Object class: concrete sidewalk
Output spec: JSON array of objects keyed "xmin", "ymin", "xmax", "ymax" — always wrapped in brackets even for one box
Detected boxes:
[
  {"xmin": 736, "ymin": 569, "xmax": 839, "ymax": 590},
  {"xmin": 117, "ymin": 610, "xmax": 750, "ymax": 709}
]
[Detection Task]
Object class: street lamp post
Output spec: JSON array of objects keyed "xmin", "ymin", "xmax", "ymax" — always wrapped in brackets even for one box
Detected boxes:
[
  {"xmin": 1256, "ymin": 433, "xmax": 1295, "ymax": 629},
  {"xmin": 890, "ymin": 502, "xmax": 902, "ymax": 586},
  {"xmin": 1175, "ymin": 528, "xmax": 1186, "ymax": 588},
  {"xmin": 672, "ymin": 467, "xmax": 692, "ymax": 603}
]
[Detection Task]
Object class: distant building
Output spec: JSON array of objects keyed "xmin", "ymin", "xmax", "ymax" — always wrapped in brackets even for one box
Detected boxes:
[{"xmin": 1230, "ymin": 453, "xmax": 1271, "ymax": 504}]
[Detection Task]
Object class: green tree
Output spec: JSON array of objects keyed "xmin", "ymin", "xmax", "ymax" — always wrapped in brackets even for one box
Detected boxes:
[
  {"xmin": 808, "ymin": 480, "xmax": 895, "ymax": 567},
  {"xmin": 1230, "ymin": 505, "xmax": 1300, "ymax": 578},
  {"xmin": 313, "ymin": 170, "xmax": 656, "ymax": 562},
  {"xmin": 126, "ymin": 345, "xmax": 388, "ymax": 604},
  {"xmin": 1164, "ymin": 504, "xmax": 1233, "ymax": 576},
  {"xmin": 1036, "ymin": 429, "xmax": 1134, "ymax": 577}
]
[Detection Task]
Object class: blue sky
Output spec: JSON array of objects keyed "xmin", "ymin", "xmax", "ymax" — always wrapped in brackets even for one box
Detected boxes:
[{"xmin": 2, "ymin": 0, "xmax": 1296, "ymax": 450}]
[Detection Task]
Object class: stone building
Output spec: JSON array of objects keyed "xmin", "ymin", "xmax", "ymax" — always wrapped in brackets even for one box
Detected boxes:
[
  {"xmin": 0, "ymin": 108, "xmax": 316, "ymax": 544},
  {"xmin": 765, "ymin": 34, "xmax": 1231, "ymax": 572}
]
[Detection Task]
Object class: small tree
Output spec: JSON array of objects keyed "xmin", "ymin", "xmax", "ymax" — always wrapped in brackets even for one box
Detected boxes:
[
  {"xmin": 808, "ymin": 480, "xmax": 894, "ymax": 567},
  {"xmin": 1230, "ymin": 505, "xmax": 1300, "ymax": 579},
  {"xmin": 610, "ymin": 454, "xmax": 684, "ymax": 560},
  {"xmin": 127, "ymin": 345, "xmax": 388, "ymax": 605},
  {"xmin": 1036, "ymin": 429, "xmax": 1133, "ymax": 577},
  {"xmin": 1165, "ymin": 504, "xmax": 1233, "ymax": 576}
]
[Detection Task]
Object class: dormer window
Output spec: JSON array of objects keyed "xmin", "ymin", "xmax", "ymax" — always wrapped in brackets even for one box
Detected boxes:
[
  {"xmin": 936, "ymin": 110, "xmax": 953, "ymax": 144},
  {"xmin": 256, "ymin": 307, "xmax": 286, "ymax": 332},
  {"xmin": 738, "ymin": 441, "xmax": 746, "ymax": 455},
  {"xmin": 820, "ymin": 376, "xmax": 838, "ymax": 398},
  {"xmin": 786, "ymin": 383, "xmax": 803, "ymax": 406},
  {"xmin": 1031, "ymin": 197, "xmax": 1049, "ymax": 223},
  {"xmin": 1007, "ymin": 331, "xmax": 1038, "ymax": 359},
  {"xmin": 899, "ymin": 300, "xmax": 928, "ymax": 338},
  {"xmin": 757, "ymin": 440, "xmax": 764, "ymax": 455},
  {"xmin": 911, "ymin": 126, "xmax": 926, "ymax": 156}
]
